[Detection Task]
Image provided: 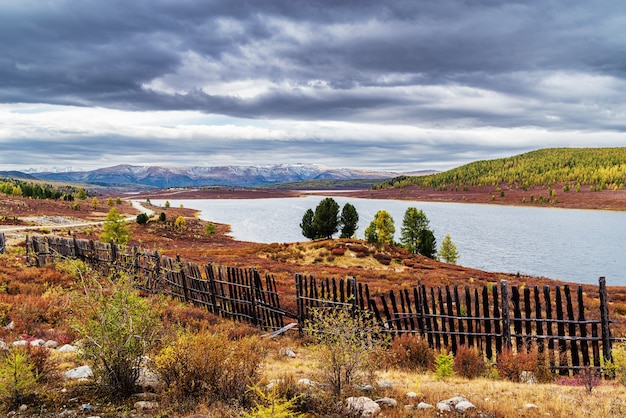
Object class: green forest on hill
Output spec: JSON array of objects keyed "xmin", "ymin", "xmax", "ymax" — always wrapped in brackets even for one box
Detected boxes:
[{"xmin": 374, "ymin": 147, "xmax": 626, "ymax": 191}]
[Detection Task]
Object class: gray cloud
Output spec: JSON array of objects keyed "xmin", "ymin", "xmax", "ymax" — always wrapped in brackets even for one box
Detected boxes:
[{"xmin": 1, "ymin": 0, "xmax": 625, "ymax": 171}]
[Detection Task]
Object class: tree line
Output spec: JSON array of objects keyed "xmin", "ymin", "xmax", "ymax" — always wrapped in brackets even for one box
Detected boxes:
[
  {"xmin": 373, "ymin": 147, "xmax": 626, "ymax": 192},
  {"xmin": 0, "ymin": 177, "xmax": 84, "ymax": 201},
  {"xmin": 300, "ymin": 198, "xmax": 458, "ymax": 263}
]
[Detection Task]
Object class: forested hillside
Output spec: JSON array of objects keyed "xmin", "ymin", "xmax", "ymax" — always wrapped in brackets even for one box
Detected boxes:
[{"xmin": 374, "ymin": 148, "xmax": 626, "ymax": 191}]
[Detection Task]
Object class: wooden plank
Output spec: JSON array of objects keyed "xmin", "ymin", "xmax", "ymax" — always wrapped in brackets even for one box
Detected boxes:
[
  {"xmin": 544, "ymin": 285, "xmax": 555, "ymax": 370},
  {"xmin": 389, "ymin": 290, "xmax": 402, "ymax": 331},
  {"xmin": 437, "ymin": 287, "xmax": 448, "ymax": 348},
  {"xmin": 422, "ymin": 285, "xmax": 434, "ymax": 347},
  {"xmin": 493, "ymin": 284, "xmax": 503, "ymax": 354},
  {"xmin": 455, "ymin": 285, "xmax": 465, "ymax": 347},
  {"xmin": 482, "ymin": 286, "xmax": 493, "ymax": 360},
  {"xmin": 577, "ymin": 285, "xmax": 590, "ymax": 366},
  {"xmin": 404, "ymin": 288, "xmax": 415, "ymax": 330},
  {"xmin": 524, "ymin": 287, "xmax": 532, "ymax": 352},
  {"xmin": 555, "ymin": 286, "xmax": 568, "ymax": 375},
  {"xmin": 474, "ymin": 287, "xmax": 482, "ymax": 353},
  {"xmin": 511, "ymin": 285, "xmax": 523, "ymax": 351},
  {"xmin": 599, "ymin": 277, "xmax": 613, "ymax": 364},
  {"xmin": 564, "ymin": 285, "xmax": 580, "ymax": 372},
  {"xmin": 534, "ymin": 286, "xmax": 544, "ymax": 355}
]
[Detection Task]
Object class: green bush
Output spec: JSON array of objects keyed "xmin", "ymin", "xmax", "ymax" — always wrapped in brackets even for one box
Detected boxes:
[
  {"xmin": 205, "ymin": 221, "xmax": 217, "ymax": 235},
  {"xmin": 136, "ymin": 213, "xmax": 149, "ymax": 225},
  {"xmin": 71, "ymin": 274, "xmax": 161, "ymax": 397},
  {"xmin": 435, "ymin": 349, "xmax": 455, "ymax": 380},
  {"xmin": 0, "ymin": 347, "xmax": 37, "ymax": 410}
]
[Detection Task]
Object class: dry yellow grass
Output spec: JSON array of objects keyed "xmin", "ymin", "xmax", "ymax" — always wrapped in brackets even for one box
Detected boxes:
[{"xmin": 263, "ymin": 335, "xmax": 626, "ymax": 418}]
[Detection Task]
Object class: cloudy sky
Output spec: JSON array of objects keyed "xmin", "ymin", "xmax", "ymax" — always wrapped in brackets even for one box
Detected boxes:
[{"xmin": 1, "ymin": 0, "xmax": 625, "ymax": 173}]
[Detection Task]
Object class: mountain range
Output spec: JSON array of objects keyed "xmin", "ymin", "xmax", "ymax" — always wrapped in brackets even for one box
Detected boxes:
[{"xmin": 3, "ymin": 164, "xmax": 435, "ymax": 188}]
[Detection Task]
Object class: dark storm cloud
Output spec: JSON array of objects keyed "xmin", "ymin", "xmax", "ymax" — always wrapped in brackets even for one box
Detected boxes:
[
  {"xmin": 1, "ymin": 0, "xmax": 626, "ymax": 171},
  {"xmin": 2, "ymin": 1, "xmax": 624, "ymax": 119}
]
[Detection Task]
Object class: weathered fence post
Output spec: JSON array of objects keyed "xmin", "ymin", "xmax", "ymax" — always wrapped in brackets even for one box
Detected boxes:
[
  {"xmin": 599, "ymin": 277, "xmax": 613, "ymax": 365},
  {"xmin": 500, "ymin": 280, "xmax": 512, "ymax": 351},
  {"xmin": 109, "ymin": 239, "xmax": 117, "ymax": 262},
  {"xmin": 177, "ymin": 255, "xmax": 189, "ymax": 302},
  {"xmin": 0, "ymin": 232, "xmax": 5, "ymax": 254}
]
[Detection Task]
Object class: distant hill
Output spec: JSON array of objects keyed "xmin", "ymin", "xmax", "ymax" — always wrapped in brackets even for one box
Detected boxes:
[
  {"xmin": 373, "ymin": 147, "xmax": 626, "ymax": 191},
  {"xmin": 34, "ymin": 164, "xmax": 405, "ymax": 188},
  {"xmin": 0, "ymin": 171, "xmax": 39, "ymax": 180}
]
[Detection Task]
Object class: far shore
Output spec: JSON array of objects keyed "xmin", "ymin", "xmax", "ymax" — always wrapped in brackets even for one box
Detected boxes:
[{"xmin": 138, "ymin": 183, "xmax": 626, "ymax": 212}]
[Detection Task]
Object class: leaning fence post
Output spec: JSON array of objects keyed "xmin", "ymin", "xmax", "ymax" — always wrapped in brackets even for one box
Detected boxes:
[
  {"xmin": 295, "ymin": 274, "xmax": 304, "ymax": 335},
  {"xmin": 0, "ymin": 232, "xmax": 5, "ymax": 254},
  {"xmin": 501, "ymin": 280, "xmax": 512, "ymax": 351},
  {"xmin": 599, "ymin": 276, "xmax": 613, "ymax": 366}
]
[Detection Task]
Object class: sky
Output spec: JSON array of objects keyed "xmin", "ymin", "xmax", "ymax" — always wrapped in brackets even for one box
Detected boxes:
[{"xmin": 1, "ymin": 0, "xmax": 626, "ymax": 173}]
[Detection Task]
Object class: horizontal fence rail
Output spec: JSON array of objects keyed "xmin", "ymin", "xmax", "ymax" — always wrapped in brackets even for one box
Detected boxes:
[{"xmin": 24, "ymin": 234, "xmax": 621, "ymax": 375}]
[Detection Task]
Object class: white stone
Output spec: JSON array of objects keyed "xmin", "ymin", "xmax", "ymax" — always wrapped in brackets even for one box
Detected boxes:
[
  {"xmin": 297, "ymin": 378, "xmax": 317, "ymax": 387},
  {"xmin": 417, "ymin": 402, "xmax": 434, "ymax": 409},
  {"xmin": 30, "ymin": 339, "xmax": 45, "ymax": 347},
  {"xmin": 12, "ymin": 340, "xmax": 28, "ymax": 347},
  {"xmin": 377, "ymin": 380, "xmax": 393, "ymax": 389},
  {"xmin": 455, "ymin": 400, "xmax": 476, "ymax": 413},
  {"xmin": 524, "ymin": 403, "xmax": 539, "ymax": 409},
  {"xmin": 64, "ymin": 365, "xmax": 93, "ymax": 380},
  {"xmin": 436, "ymin": 402, "xmax": 453, "ymax": 412},
  {"xmin": 58, "ymin": 344, "xmax": 78, "ymax": 353},
  {"xmin": 44, "ymin": 340, "xmax": 59, "ymax": 349},
  {"xmin": 375, "ymin": 397, "xmax": 398, "ymax": 408},
  {"xmin": 344, "ymin": 397, "xmax": 381, "ymax": 417},
  {"xmin": 405, "ymin": 391, "xmax": 418, "ymax": 399},
  {"xmin": 284, "ymin": 348, "xmax": 297, "ymax": 358}
]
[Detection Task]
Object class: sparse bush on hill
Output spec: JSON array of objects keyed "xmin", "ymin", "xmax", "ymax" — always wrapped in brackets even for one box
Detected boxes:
[
  {"xmin": 387, "ymin": 333, "xmax": 435, "ymax": 372},
  {"xmin": 0, "ymin": 347, "xmax": 37, "ymax": 411},
  {"xmin": 305, "ymin": 307, "xmax": 386, "ymax": 399},
  {"xmin": 453, "ymin": 346, "xmax": 485, "ymax": 379}
]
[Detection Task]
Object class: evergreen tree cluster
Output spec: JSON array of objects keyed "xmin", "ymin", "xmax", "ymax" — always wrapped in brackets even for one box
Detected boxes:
[{"xmin": 300, "ymin": 198, "xmax": 359, "ymax": 240}]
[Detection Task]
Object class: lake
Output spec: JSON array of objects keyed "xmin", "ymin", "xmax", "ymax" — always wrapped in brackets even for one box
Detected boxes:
[{"xmin": 151, "ymin": 196, "xmax": 626, "ymax": 286}]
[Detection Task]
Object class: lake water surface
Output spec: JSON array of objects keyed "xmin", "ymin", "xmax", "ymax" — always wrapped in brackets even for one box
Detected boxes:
[{"xmin": 152, "ymin": 196, "xmax": 626, "ymax": 286}]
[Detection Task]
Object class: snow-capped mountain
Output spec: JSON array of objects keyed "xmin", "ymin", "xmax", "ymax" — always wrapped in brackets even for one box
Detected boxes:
[{"xmin": 32, "ymin": 164, "xmax": 412, "ymax": 188}]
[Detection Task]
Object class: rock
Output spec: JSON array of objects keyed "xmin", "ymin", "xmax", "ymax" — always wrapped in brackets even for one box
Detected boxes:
[
  {"xmin": 441, "ymin": 396, "xmax": 470, "ymax": 407},
  {"xmin": 58, "ymin": 344, "xmax": 78, "ymax": 353},
  {"xmin": 524, "ymin": 403, "xmax": 539, "ymax": 409},
  {"xmin": 284, "ymin": 348, "xmax": 297, "ymax": 358},
  {"xmin": 12, "ymin": 340, "xmax": 28, "ymax": 347},
  {"xmin": 437, "ymin": 402, "xmax": 453, "ymax": 412},
  {"xmin": 44, "ymin": 340, "xmax": 59, "ymax": 349},
  {"xmin": 137, "ymin": 367, "xmax": 160, "ymax": 390},
  {"xmin": 417, "ymin": 402, "xmax": 434, "ymax": 409},
  {"xmin": 30, "ymin": 339, "xmax": 45, "ymax": 347},
  {"xmin": 377, "ymin": 380, "xmax": 393, "ymax": 389},
  {"xmin": 344, "ymin": 396, "xmax": 381, "ymax": 417},
  {"xmin": 4, "ymin": 321, "xmax": 14, "ymax": 330},
  {"xmin": 135, "ymin": 401, "xmax": 159, "ymax": 411},
  {"xmin": 81, "ymin": 404, "xmax": 94, "ymax": 412},
  {"xmin": 455, "ymin": 400, "xmax": 476, "ymax": 413},
  {"xmin": 64, "ymin": 365, "xmax": 93, "ymax": 380},
  {"xmin": 405, "ymin": 391, "xmax": 418, "ymax": 399},
  {"xmin": 18, "ymin": 405, "xmax": 27, "ymax": 412},
  {"xmin": 297, "ymin": 378, "xmax": 317, "ymax": 387},
  {"xmin": 374, "ymin": 397, "xmax": 397, "ymax": 408}
]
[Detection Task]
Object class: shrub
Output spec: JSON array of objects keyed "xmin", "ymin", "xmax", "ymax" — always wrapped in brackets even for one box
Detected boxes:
[
  {"xmin": 205, "ymin": 221, "xmax": 217, "ymax": 235},
  {"xmin": 388, "ymin": 334, "xmax": 435, "ymax": 371},
  {"xmin": 306, "ymin": 308, "xmax": 386, "ymax": 398},
  {"xmin": 0, "ymin": 347, "xmax": 37, "ymax": 410},
  {"xmin": 453, "ymin": 346, "xmax": 485, "ymax": 379},
  {"xmin": 244, "ymin": 381, "xmax": 304, "ymax": 418},
  {"xmin": 158, "ymin": 212, "xmax": 166, "ymax": 222},
  {"xmin": 174, "ymin": 215, "xmax": 187, "ymax": 228},
  {"xmin": 154, "ymin": 329, "xmax": 267, "ymax": 410},
  {"xmin": 435, "ymin": 348, "xmax": 455, "ymax": 380},
  {"xmin": 612, "ymin": 342, "xmax": 626, "ymax": 386},
  {"xmin": 496, "ymin": 349, "xmax": 538, "ymax": 381},
  {"xmin": 136, "ymin": 213, "xmax": 149, "ymax": 225},
  {"xmin": 71, "ymin": 274, "xmax": 162, "ymax": 397}
]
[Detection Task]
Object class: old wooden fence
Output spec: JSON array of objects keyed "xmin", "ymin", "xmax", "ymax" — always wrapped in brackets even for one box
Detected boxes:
[
  {"xmin": 0, "ymin": 232, "xmax": 5, "ymax": 254},
  {"xmin": 25, "ymin": 235, "xmax": 289, "ymax": 331},
  {"xmin": 24, "ymin": 234, "xmax": 621, "ymax": 374},
  {"xmin": 295, "ymin": 273, "xmax": 618, "ymax": 373}
]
